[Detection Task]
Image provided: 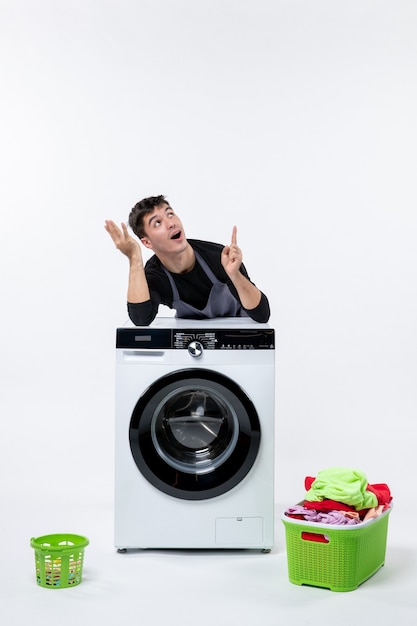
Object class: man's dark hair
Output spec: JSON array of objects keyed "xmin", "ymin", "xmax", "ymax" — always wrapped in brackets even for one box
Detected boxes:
[{"xmin": 128, "ymin": 195, "xmax": 168, "ymax": 238}]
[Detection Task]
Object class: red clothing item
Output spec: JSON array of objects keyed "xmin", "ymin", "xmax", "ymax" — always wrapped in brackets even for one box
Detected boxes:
[
  {"xmin": 303, "ymin": 499, "xmax": 356, "ymax": 513},
  {"xmin": 366, "ymin": 483, "xmax": 392, "ymax": 506}
]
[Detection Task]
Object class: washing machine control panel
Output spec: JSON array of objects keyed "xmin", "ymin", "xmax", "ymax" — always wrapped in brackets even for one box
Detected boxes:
[
  {"xmin": 174, "ymin": 332, "xmax": 216, "ymax": 350},
  {"xmin": 173, "ymin": 330, "xmax": 274, "ymax": 351},
  {"xmin": 116, "ymin": 328, "xmax": 274, "ymax": 350}
]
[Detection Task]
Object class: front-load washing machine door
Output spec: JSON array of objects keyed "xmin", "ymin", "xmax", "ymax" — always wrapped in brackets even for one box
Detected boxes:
[{"xmin": 129, "ymin": 369, "xmax": 261, "ymax": 500}]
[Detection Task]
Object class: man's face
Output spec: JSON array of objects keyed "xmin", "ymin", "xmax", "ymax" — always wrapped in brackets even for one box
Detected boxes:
[{"xmin": 140, "ymin": 203, "xmax": 187, "ymax": 254}]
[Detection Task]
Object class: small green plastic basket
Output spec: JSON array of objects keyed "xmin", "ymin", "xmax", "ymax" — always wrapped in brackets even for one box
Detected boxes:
[
  {"xmin": 281, "ymin": 506, "xmax": 391, "ymax": 592},
  {"xmin": 30, "ymin": 534, "xmax": 89, "ymax": 589}
]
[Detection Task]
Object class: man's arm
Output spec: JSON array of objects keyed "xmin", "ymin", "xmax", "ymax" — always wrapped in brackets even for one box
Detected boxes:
[
  {"xmin": 104, "ymin": 220, "xmax": 151, "ymax": 304},
  {"xmin": 221, "ymin": 226, "xmax": 262, "ymax": 310}
]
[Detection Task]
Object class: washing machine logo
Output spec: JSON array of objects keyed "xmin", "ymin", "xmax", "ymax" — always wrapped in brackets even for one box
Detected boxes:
[{"xmin": 187, "ymin": 340, "xmax": 204, "ymax": 358}]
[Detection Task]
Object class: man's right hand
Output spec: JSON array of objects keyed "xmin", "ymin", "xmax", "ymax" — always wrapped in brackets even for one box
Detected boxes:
[{"xmin": 104, "ymin": 220, "xmax": 142, "ymax": 262}]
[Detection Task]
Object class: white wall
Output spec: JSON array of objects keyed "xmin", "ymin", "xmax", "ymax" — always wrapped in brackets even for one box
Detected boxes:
[{"xmin": 1, "ymin": 0, "xmax": 416, "ymax": 513}]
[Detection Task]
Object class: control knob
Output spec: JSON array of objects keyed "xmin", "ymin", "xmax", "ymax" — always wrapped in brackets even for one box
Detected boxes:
[{"xmin": 188, "ymin": 340, "xmax": 204, "ymax": 358}]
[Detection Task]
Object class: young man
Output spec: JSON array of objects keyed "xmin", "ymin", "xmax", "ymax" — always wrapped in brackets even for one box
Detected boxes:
[{"xmin": 105, "ymin": 195, "xmax": 270, "ymax": 326}]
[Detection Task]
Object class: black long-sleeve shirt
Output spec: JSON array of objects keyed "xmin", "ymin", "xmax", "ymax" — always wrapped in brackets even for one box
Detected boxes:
[{"xmin": 127, "ymin": 239, "xmax": 270, "ymax": 326}]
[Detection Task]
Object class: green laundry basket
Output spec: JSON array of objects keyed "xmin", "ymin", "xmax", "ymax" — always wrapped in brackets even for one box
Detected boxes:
[
  {"xmin": 30, "ymin": 534, "xmax": 89, "ymax": 589},
  {"xmin": 281, "ymin": 506, "xmax": 391, "ymax": 592}
]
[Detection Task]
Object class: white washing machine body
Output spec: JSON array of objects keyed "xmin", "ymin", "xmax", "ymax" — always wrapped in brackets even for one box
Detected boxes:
[{"xmin": 115, "ymin": 317, "xmax": 275, "ymax": 551}]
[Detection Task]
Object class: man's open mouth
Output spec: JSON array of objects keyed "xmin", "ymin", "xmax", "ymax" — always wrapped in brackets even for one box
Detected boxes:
[{"xmin": 171, "ymin": 231, "xmax": 181, "ymax": 240}]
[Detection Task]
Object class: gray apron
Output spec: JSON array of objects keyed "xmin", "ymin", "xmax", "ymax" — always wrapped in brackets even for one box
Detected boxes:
[{"xmin": 163, "ymin": 250, "xmax": 249, "ymax": 319}]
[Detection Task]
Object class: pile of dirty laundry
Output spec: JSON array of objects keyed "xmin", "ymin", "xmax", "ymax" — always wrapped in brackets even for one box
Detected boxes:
[{"xmin": 284, "ymin": 467, "xmax": 392, "ymax": 526}]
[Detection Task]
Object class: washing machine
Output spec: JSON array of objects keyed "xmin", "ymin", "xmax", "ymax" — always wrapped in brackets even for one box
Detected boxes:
[{"xmin": 114, "ymin": 317, "xmax": 275, "ymax": 551}]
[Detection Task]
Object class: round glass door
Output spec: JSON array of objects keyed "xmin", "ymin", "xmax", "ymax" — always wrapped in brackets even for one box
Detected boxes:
[{"xmin": 129, "ymin": 369, "xmax": 261, "ymax": 500}]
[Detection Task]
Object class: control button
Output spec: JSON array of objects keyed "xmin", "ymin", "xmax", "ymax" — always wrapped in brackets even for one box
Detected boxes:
[{"xmin": 188, "ymin": 340, "xmax": 203, "ymax": 358}]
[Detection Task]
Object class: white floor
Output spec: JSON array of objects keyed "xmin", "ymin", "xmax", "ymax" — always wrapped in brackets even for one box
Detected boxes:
[{"xmin": 2, "ymin": 485, "xmax": 416, "ymax": 626}]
